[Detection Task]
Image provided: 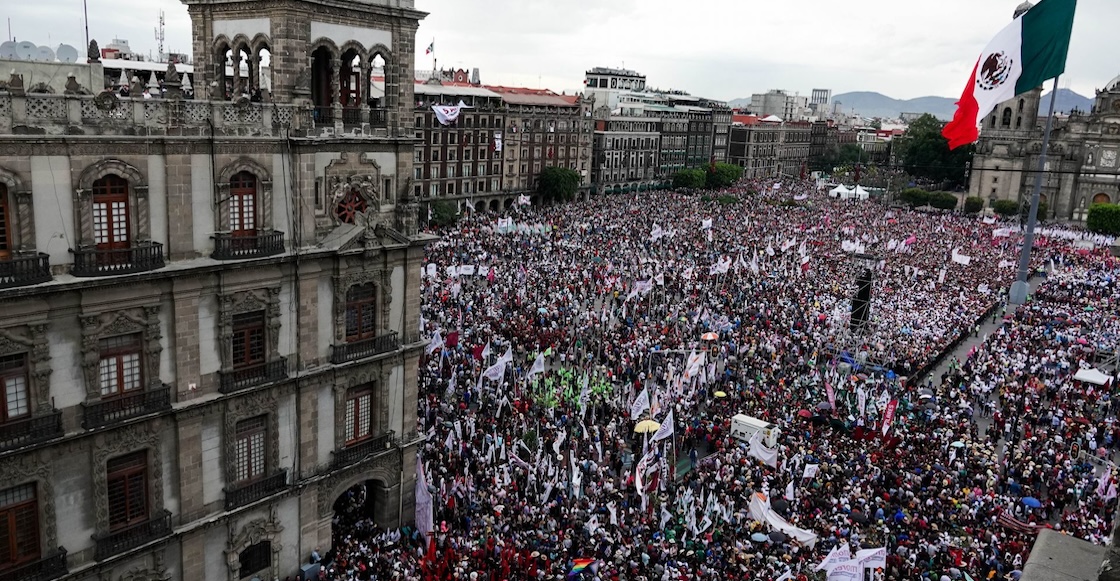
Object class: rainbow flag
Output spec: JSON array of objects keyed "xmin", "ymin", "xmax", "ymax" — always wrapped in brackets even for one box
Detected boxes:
[{"xmin": 568, "ymin": 558, "xmax": 594, "ymax": 577}]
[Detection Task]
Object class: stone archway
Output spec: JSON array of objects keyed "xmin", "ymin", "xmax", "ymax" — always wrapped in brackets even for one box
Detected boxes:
[
  {"xmin": 1094, "ymin": 193, "xmax": 1112, "ymax": 205},
  {"xmin": 474, "ymin": 201, "xmax": 485, "ymax": 212},
  {"xmin": 488, "ymin": 199, "xmax": 499, "ymax": 212}
]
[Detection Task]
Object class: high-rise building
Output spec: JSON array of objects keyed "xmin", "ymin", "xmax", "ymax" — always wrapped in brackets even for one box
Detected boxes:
[
  {"xmin": 811, "ymin": 89, "xmax": 831, "ymax": 106},
  {"xmin": 0, "ymin": 0, "xmax": 428, "ymax": 579}
]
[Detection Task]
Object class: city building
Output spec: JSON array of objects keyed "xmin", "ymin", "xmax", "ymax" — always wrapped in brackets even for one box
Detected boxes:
[
  {"xmin": 811, "ymin": 89, "xmax": 831, "ymax": 107},
  {"xmin": 969, "ymin": 75, "xmax": 1120, "ymax": 221},
  {"xmin": 727, "ymin": 119, "xmax": 814, "ymax": 179},
  {"xmin": 749, "ymin": 90, "xmax": 811, "ymax": 121},
  {"xmin": 0, "ymin": 0, "xmax": 428, "ymax": 579},
  {"xmin": 591, "ymin": 100, "xmax": 661, "ymax": 194}
]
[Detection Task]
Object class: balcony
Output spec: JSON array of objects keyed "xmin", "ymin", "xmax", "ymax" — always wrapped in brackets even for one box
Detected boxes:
[
  {"xmin": 93, "ymin": 510, "xmax": 172, "ymax": 561},
  {"xmin": 0, "ymin": 253, "xmax": 52, "ymax": 289},
  {"xmin": 219, "ymin": 358, "xmax": 288, "ymax": 394},
  {"xmin": 0, "ymin": 410, "xmax": 63, "ymax": 452},
  {"xmin": 330, "ymin": 331, "xmax": 399, "ymax": 365},
  {"xmin": 4, "ymin": 548, "xmax": 68, "ymax": 581},
  {"xmin": 369, "ymin": 108, "xmax": 388, "ymax": 128},
  {"xmin": 71, "ymin": 242, "xmax": 165, "ymax": 277},
  {"xmin": 81, "ymin": 385, "xmax": 172, "ymax": 430},
  {"xmin": 224, "ymin": 469, "xmax": 289, "ymax": 511},
  {"xmin": 332, "ymin": 431, "xmax": 396, "ymax": 469},
  {"xmin": 312, "ymin": 106, "xmax": 334, "ymax": 125},
  {"xmin": 211, "ymin": 230, "xmax": 285, "ymax": 260},
  {"xmin": 341, "ymin": 107, "xmax": 363, "ymax": 126}
]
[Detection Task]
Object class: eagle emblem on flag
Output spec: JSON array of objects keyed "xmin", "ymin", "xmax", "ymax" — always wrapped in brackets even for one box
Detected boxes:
[{"xmin": 976, "ymin": 52, "xmax": 1013, "ymax": 91}]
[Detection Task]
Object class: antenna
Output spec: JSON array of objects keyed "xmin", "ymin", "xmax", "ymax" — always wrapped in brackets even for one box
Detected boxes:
[
  {"xmin": 155, "ymin": 10, "xmax": 165, "ymax": 62},
  {"xmin": 82, "ymin": 0, "xmax": 89, "ymax": 54}
]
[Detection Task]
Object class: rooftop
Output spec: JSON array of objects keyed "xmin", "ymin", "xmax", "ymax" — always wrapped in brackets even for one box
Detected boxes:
[{"xmin": 484, "ymin": 85, "xmax": 580, "ymax": 107}]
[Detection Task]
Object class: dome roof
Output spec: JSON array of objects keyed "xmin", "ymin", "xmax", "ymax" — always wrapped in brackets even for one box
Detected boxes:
[
  {"xmin": 1014, "ymin": 1, "xmax": 1034, "ymax": 18},
  {"xmin": 1107, "ymin": 75, "xmax": 1120, "ymax": 92}
]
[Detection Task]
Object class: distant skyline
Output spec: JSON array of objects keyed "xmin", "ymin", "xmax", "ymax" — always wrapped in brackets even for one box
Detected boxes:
[{"xmin": 7, "ymin": 0, "xmax": 1120, "ymax": 102}]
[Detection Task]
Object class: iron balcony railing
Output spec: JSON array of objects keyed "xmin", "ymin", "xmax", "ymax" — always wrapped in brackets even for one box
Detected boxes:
[
  {"xmin": 341, "ymin": 107, "xmax": 363, "ymax": 126},
  {"xmin": 369, "ymin": 108, "xmax": 388, "ymax": 128},
  {"xmin": 81, "ymin": 385, "xmax": 172, "ymax": 430},
  {"xmin": 4, "ymin": 548, "xmax": 68, "ymax": 581},
  {"xmin": 211, "ymin": 230, "xmax": 285, "ymax": 260},
  {"xmin": 224, "ymin": 469, "xmax": 289, "ymax": 511},
  {"xmin": 93, "ymin": 510, "xmax": 172, "ymax": 561},
  {"xmin": 329, "ymin": 331, "xmax": 399, "ymax": 364},
  {"xmin": 71, "ymin": 242, "xmax": 165, "ymax": 277},
  {"xmin": 313, "ymin": 106, "xmax": 334, "ymax": 125},
  {"xmin": 218, "ymin": 358, "xmax": 288, "ymax": 394},
  {"xmin": 0, "ymin": 253, "xmax": 52, "ymax": 289},
  {"xmin": 332, "ymin": 431, "xmax": 396, "ymax": 469},
  {"xmin": 0, "ymin": 410, "xmax": 63, "ymax": 452}
]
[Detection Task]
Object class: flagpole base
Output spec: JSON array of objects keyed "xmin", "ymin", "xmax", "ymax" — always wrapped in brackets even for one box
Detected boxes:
[{"xmin": 1008, "ymin": 280, "xmax": 1030, "ymax": 306}]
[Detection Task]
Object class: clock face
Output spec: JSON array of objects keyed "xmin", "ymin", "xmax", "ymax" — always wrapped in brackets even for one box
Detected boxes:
[{"xmin": 1102, "ymin": 149, "xmax": 1118, "ymax": 168}]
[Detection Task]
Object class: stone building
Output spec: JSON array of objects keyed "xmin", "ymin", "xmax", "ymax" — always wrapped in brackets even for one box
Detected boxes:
[
  {"xmin": 0, "ymin": 0, "xmax": 428, "ymax": 580},
  {"xmin": 969, "ymin": 75, "xmax": 1120, "ymax": 221},
  {"xmin": 727, "ymin": 121, "xmax": 813, "ymax": 179}
]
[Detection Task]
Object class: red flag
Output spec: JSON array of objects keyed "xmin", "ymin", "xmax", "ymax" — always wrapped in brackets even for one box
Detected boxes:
[
  {"xmin": 881, "ymin": 399, "xmax": 898, "ymax": 436},
  {"xmin": 445, "ymin": 331, "xmax": 459, "ymax": 348},
  {"xmin": 472, "ymin": 344, "xmax": 485, "ymax": 360}
]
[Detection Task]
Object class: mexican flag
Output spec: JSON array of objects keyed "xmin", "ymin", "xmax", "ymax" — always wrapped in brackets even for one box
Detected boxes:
[
  {"xmin": 942, "ymin": 0, "xmax": 1076, "ymax": 150},
  {"xmin": 425, "ymin": 40, "xmax": 434, "ymax": 55}
]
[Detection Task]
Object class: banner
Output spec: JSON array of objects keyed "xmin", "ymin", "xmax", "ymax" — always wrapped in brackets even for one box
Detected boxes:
[
  {"xmin": 802, "ymin": 464, "xmax": 820, "ymax": 479},
  {"xmin": 748, "ymin": 493, "xmax": 818, "ymax": 547},
  {"xmin": 855, "ymin": 547, "xmax": 887, "ymax": 569},
  {"xmin": 826, "ymin": 382, "xmax": 836, "ymax": 412},
  {"xmin": 701, "ymin": 218, "xmax": 713, "ymax": 230},
  {"xmin": 815, "ymin": 543, "xmax": 851, "ymax": 572},
  {"xmin": 826, "ymin": 559, "xmax": 864, "ymax": 581},
  {"xmin": 881, "ymin": 399, "xmax": 899, "ymax": 436},
  {"xmin": 951, "ymin": 248, "xmax": 972, "ymax": 266},
  {"xmin": 432, "ymin": 100, "xmax": 470, "ymax": 125},
  {"xmin": 857, "ymin": 387, "xmax": 867, "ymax": 418},
  {"xmin": 651, "ymin": 410, "xmax": 674, "ymax": 442},
  {"xmin": 492, "ymin": 131, "xmax": 503, "ymax": 153},
  {"xmin": 630, "ymin": 388, "xmax": 650, "ymax": 420}
]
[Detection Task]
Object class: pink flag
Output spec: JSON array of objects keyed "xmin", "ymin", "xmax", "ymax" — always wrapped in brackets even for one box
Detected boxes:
[
  {"xmin": 904, "ymin": 235, "xmax": 917, "ymax": 245},
  {"xmin": 881, "ymin": 399, "xmax": 898, "ymax": 436},
  {"xmin": 825, "ymin": 381, "xmax": 836, "ymax": 412},
  {"xmin": 487, "ymin": 268, "xmax": 495, "ymax": 283}
]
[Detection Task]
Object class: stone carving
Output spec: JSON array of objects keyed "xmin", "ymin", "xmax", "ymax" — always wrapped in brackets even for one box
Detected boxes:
[
  {"xmin": 88, "ymin": 39, "xmax": 100, "ymax": 63},
  {"xmin": 1102, "ymin": 150, "xmax": 1118, "ymax": 168},
  {"xmin": 80, "ymin": 308, "xmax": 162, "ymax": 399},
  {"xmin": 0, "ymin": 325, "xmax": 52, "ymax": 414},
  {"xmin": 0, "ymin": 451, "xmax": 59, "ymax": 550},
  {"xmin": 317, "ymin": 447, "xmax": 402, "ymax": 518},
  {"xmin": 64, "ymin": 74, "xmax": 83, "ymax": 95},
  {"xmin": 217, "ymin": 288, "xmax": 281, "ymax": 370},
  {"xmin": 223, "ymin": 389, "xmax": 280, "ymax": 483},
  {"xmin": 91, "ymin": 423, "xmax": 164, "ymax": 535},
  {"xmin": 226, "ymin": 515, "xmax": 284, "ymax": 581},
  {"xmin": 165, "ymin": 62, "xmax": 180, "ymax": 84},
  {"xmin": 94, "ymin": 90, "xmax": 120, "ymax": 112}
]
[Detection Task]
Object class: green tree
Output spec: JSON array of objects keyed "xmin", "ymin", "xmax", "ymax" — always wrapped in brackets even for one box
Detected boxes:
[
  {"xmin": 870, "ymin": 119, "xmax": 882, "ymax": 130},
  {"xmin": 898, "ymin": 188, "xmax": 930, "ymax": 207},
  {"xmin": 1087, "ymin": 203, "xmax": 1120, "ymax": 235},
  {"xmin": 964, "ymin": 196, "xmax": 984, "ymax": 214},
  {"xmin": 929, "ymin": 192, "xmax": 958, "ymax": 210},
  {"xmin": 896, "ymin": 113, "xmax": 973, "ymax": 189},
  {"xmin": 706, "ymin": 162, "xmax": 743, "ymax": 189},
  {"xmin": 1020, "ymin": 200, "xmax": 1049, "ymax": 221},
  {"xmin": 538, "ymin": 166, "xmax": 581, "ymax": 203},
  {"xmin": 992, "ymin": 199, "xmax": 1019, "ymax": 216},
  {"xmin": 673, "ymin": 169, "xmax": 707, "ymax": 189},
  {"xmin": 428, "ymin": 200, "xmax": 459, "ymax": 227}
]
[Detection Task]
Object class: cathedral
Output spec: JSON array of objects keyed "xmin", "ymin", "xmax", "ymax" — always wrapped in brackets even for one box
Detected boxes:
[{"xmin": 969, "ymin": 75, "xmax": 1120, "ymax": 222}]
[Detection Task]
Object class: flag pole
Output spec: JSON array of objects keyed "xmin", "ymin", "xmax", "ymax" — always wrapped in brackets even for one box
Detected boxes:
[{"xmin": 1009, "ymin": 75, "xmax": 1061, "ymax": 305}]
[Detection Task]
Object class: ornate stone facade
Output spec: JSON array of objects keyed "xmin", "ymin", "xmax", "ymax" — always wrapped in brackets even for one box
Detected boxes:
[
  {"xmin": 79, "ymin": 306, "xmax": 163, "ymax": 399},
  {"xmin": 970, "ymin": 76, "xmax": 1120, "ymax": 221}
]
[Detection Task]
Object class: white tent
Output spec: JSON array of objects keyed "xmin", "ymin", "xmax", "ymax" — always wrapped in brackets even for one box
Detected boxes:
[
  {"xmin": 829, "ymin": 185, "xmax": 852, "ymax": 199},
  {"xmin": 1074, "ymin": 367, "xmax": 1112, "ymax": 386},
  {"xmin": 853, "ymin": 185, "xmax": 871, "ymax": 200}
]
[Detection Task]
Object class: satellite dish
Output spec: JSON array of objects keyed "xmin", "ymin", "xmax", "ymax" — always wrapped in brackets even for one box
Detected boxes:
[
  {"xmin": 36, "ymin": 46, "xmax": 56, "ymax": 62},
  {"xmin": 15, "ymin": 41, "xmax": 36, "ymax": 61},
  {"xmin": 0, "ymin": 41, "xmax": 16, "ymax": 60},
  {"xmin": 56, "ymin": 44, "xmax": 79, "ymax": 63}
]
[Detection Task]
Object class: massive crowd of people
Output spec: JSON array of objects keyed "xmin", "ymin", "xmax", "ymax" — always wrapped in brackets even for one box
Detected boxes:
[{"xmin": 320, "ymin": 179, "xmax": 1119, "ymax": 581}]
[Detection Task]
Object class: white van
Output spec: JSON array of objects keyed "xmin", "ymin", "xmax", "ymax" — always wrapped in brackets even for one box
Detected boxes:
[{"xmin": 730, "ymin": 414, "xmax": 780, "ymax": 448}]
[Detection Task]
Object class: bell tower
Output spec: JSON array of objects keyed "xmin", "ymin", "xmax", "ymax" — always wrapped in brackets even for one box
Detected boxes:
[{"xmin": 182, "ymin": 0, "xmax": 424, "ymax": 134}]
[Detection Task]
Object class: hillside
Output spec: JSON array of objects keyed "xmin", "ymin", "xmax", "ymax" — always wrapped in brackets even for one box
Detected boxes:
[
  {"xmin": 832, "ymin": 92, "xmax": 957, "ymax": 120},
  {"xmin": 1038, "ymin": 88, "xmax": 1093, "ymax": 114}
]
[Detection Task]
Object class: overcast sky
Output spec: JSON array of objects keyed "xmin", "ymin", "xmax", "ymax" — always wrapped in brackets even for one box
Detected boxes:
[{"xmin": 8, "ymin": 0, "xmax": 1119, "ymax": 101}]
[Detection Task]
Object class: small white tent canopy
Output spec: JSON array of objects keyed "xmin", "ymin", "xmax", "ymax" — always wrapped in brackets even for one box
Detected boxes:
[
  {"xmin": 853, "ymin": 185, "xmax": 871, "ymax": 200},
  {"xmin": 829, "ymin": 185, "xmax": 852, "ymax": 198},
  {"xmin": 1074, "ymin": 366, "xmax": 1112, "ymax": 386}
]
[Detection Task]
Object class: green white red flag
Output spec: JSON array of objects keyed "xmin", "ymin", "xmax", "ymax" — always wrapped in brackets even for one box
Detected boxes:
[{"xmin": 942, "ymin": 0, "xmax": 1076, "ymax": 149}]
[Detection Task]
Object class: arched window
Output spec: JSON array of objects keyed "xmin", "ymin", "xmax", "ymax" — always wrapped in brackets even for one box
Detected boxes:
[
  {"xmin": 990, "ymin": 115, "xmax": 997, "ymax": 129},
  {"xmin": 1018, "ymin": 99, "xmax": 1025, "ymax": 112},
  {"xmin": 1016, "ymin": 116, "xmax": 1022, "ymax": 129},
  {"xmin": 0, "ymin": 184, "xmax": 10, "ymax": 260},
  {"xmin": 229, "ymin": 172, "xmax": 258, "ymax": 235},
  {"xmin": 92, "ymin": 175, "xmax": 130, "ymax": 250},
  {"xmin": 1094, "ymin": 193, "xmax": 1112, "ymax": 205},
  {"xmin": 344, "ymin": 283, "xmax": 377, "ymax": 342},
  {"xmin": 239, "ymin": 541, "xmax": 271, "ymax": 579},
  {"xmin": 1001, "ymin": 108, "xmax": 1012, "ymax": 128}
]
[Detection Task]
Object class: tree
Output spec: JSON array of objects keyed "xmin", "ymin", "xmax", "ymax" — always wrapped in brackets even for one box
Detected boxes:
[
  {"xmin": 896, "ymin": 113, "xmax": 973, "ymax": 189},
  {"xmin": 538, "ymin": 166, "xmax": 580, "ymax": 203},
  {"xmin": 428, "ymin": 200, "xmax": 459, "ymax": 227},
  {"xmin": 929, "ymin": 192, "xmax": 958, "ymax": 210},
  {"xmin": 706, "ymin": 163, "xmax": 743, "ymax": 189},
  {"xmin": 870, "ymin": 119, "xmax": 882, "ymax": 130},
  {"xmin": 672, "ymin": 169, "xmax": 707, "ymax": 189},
  {"xmin": 964, "ymin": 196, "xmax": 984, "ymax": 214},
  {"xmin": 1020, "ymin": 200, "xmax": 1049, "ymax": 222},
  {"xmin": 1087, "ymin": 203, "xmax": 1120, "ymax": 235},
  {"xmin": 992, "ymin": 200, "xmax": 1019, "ymax": 216},
  {"xmin": 898, "ymin": 188, "xmax": 930, "ymax": 207}
]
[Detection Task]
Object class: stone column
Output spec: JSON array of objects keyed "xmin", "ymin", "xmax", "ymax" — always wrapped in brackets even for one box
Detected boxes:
[
  {"xmin": 172, "ymin": 277, "xmax": 204, "ymax": 400},
  {"xmin": 232, "ymin": 50, "xmax": 244, "ymax": 97},
  {"xmin": 176, "ymin": 413, "xmax": 205, "ymax": 520},
  {"xmin": 330, "ymin": 58, "xmax": 342, "ymax": 126}
]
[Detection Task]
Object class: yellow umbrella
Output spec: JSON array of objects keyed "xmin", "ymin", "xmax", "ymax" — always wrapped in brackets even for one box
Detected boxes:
[
  {"xmin": 634, "ymin": 419, "xmax": 661, "ymax": 434},
  {"xmin": 714, "ymin": 391, "xmax": 727, "ymax": 398}
]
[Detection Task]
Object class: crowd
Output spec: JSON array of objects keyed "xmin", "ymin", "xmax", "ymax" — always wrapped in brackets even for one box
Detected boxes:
[{"xmin": 319, "ymin": 179, "xmax": 1120, "ymax": 581}]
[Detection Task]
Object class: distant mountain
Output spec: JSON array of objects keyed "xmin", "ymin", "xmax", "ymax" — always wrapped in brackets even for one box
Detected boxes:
[
  {"xmin": 728, "ymin": 97, "xmax": 752, "ymax": 109},
  {"xmin": 832, "ymin": 92, "xmax": 957, "ymax": 120},
  {"xmin": 1039, "ymin": 88, "xmax": 1093, "ymax": 114}
]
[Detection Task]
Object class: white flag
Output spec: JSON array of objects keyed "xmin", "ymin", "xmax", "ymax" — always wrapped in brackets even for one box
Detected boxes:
[
  {"xmin": 630, "ymin": 387, "xmax": 650, "ymax": 420},
  {"xmin": 825, "ymin": 559, "xmax": 863, "ymax": 581},
  {"xmin": 499, "ymin": 346, "xmax": 513, "ymax": 364},
  {"xmin": 802, "ymin": 464, "xmax": 820, "ymax": 480},
  {"xmin": 701, "ymin": 218, "xmax": 713, "ymax": 230},
  {"xmin": 518, "ymin": 194, "xmax": 531, "ymax": 206},
  {"xmin": 527, "ymin": 352, "xmax": 546, "ymax": 378},
  {"xmin": 855, "ymin": 547, "xmax": 887, "ymax": 568},
  {"xmin": 427, "ymin": 331, "xmax": 444, "ymax": 354},
  {"xmin": 951, "ymin": 247, "xmax": 972, "ymax": 266},
  {"xmin": 432, "ymin": 99, "xmax": 470, "ymax": 125},
  {"xmin": 651, "ymin": 410, "xmax": 674, "ymax": 442},
  {"xmin": 815, "ymin": 543, "xmax": 851, "ymax": 572},
  {"xmin": 481, "ymin": 341, "xmax": 492, "ymax": 360}
]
